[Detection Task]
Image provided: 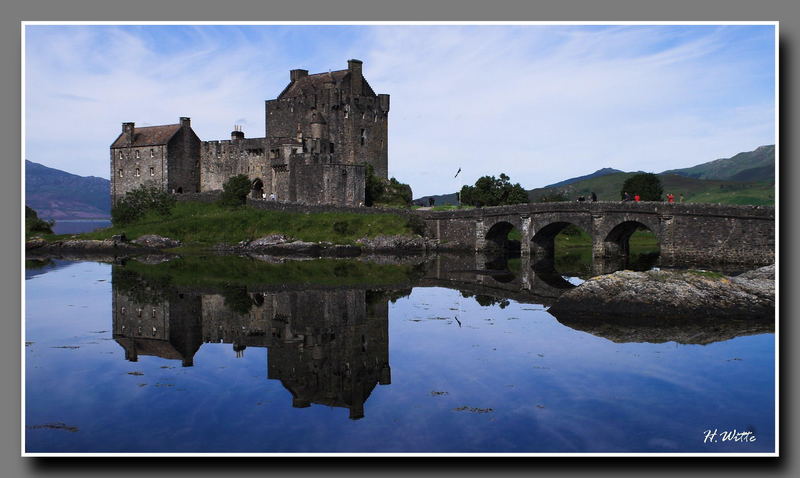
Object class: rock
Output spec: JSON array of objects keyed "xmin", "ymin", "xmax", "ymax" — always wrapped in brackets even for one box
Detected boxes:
[
  {"xmin": 248, "ymin": 234, "xmax": 290, "ymax": 248},
  {"xmin": 548, "ymin": 266, "xmax": 774, "ymax": 322},
  {"xmin": 26, "ymin": 238, "xmax": 47, "ymax": 250},
  {"xmin": 357, "ymin": 234, "xmax": 427, "ymax": 252},
  {"xmin": 131, "ymin": 235, "xmax": 181, "ymax": 249}
]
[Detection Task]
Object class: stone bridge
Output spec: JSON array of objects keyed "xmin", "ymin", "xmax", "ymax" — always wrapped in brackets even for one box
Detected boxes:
[{"xmin": 415, "ymin": 202, "xmax": 775, "ymax": 265}]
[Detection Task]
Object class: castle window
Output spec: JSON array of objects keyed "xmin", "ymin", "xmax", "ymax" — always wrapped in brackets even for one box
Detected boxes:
[
  {"xmin": 329, "ymin": 143, "xmax": 334, "ymax": 154},
  {"xmin": 344, "ymin": 104, "xmax": 349, "ymax": 118},
  {"xmin": 135, "ymin": 168, "xmax": 140, "ymax": 177},
  {"xmin": 119, "ymin": 151, "xmax": 123, "ymax": 160},
  {"xmin": 151, "ymin": 308, "xmax": 156, "ymax": 318},
  {"xmin": 118, "ymin": 169, "xmax": 123, "ymax": 178},
  {"xmin": 121, "ymin": 307, "xmax": 126, "ymax": 315},
  {"xmin": 150, "ymin": 149, "xmax": 154, "ymax": 158},
  {"xmin": 149, "ymin": 167, "xmax": 155, "ymax": 176},
  {"xmin": 137, "ymin": 308, "xmax": 142, "ymax": 318},
  {"xmin": 360, "ymin": 129, "xmax": 367, "ymax": 146},
  {"xmin": 135, "ymin": 150, "xmax": 140, "ymax": 159}
]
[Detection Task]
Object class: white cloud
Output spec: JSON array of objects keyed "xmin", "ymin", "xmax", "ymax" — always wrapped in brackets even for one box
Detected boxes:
[{"xmin": 24, "ymin": 25, "xmax": 774, "ymax": 196}]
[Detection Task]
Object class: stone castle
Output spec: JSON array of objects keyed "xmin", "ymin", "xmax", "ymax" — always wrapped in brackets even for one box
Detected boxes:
[{"xmin": 110, "ymin": 59, "xmax": 388, "ymax": 207}]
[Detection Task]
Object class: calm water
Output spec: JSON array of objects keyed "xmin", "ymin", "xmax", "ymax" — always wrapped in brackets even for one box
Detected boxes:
[
  {"xmin": 51, "ymin": 219, "xmax": 111, "ymax": 235},
  {"xmin": 24, "ymin": 256, "xmax": 775, "ymax": 454}
]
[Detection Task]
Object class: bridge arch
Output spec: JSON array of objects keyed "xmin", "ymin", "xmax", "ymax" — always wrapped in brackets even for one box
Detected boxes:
[
  {"xmin": 530, "ymin": 221, "xmax": 590, "ymax": 259},
  {"xmin": 601, "ymin": 219, "xmax": 661, "ymax": 258},
  {"xmin": 484, "ymin": 220, "xmax": 521, "ymax": 253}
]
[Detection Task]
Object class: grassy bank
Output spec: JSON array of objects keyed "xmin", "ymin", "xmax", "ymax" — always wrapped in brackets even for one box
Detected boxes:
[
  {"xmin": 78, "ymin": 201, "xmax": 418, "ymax": 246},
  {"xmin": 118, "ymin": 255, "xmax": 423, "ymax": 289}
]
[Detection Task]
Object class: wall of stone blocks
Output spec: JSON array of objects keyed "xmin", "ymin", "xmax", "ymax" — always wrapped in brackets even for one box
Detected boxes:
[{"xmin": 110, "ymin": 145, "xmax": 168, "ymax": 203}]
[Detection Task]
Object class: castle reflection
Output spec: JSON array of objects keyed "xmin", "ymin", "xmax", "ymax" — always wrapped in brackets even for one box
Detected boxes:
[
  {"xmin": 110, "ymin": 253, "xmax": 770, "ymax": 419},
  {"xmin": 111, "ymin": 267, "xmax": 396, "ymax": 420}
]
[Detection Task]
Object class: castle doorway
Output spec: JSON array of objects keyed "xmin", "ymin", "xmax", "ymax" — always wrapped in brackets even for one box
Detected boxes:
[{"xmin": 251, "ymin": 178, "xmax": 264, "ymax": 198}]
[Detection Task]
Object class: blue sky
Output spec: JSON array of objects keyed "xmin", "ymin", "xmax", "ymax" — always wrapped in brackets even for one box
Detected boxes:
[{"xmin": 24, "ymin": 24, "xmax": 775, "ymax": 197}]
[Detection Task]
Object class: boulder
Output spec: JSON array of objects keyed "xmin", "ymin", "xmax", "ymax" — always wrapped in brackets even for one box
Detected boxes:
[
  {"xmin": 131, "ymin": 235, "xmax": 181, "ymax": 249},
  {"xmin": 548, "ymin": 265, "xmax": 775, "ymax": 322},
  {"xmin": 357, "ymin": 235, "xmax": 427, "ymax": 252}
]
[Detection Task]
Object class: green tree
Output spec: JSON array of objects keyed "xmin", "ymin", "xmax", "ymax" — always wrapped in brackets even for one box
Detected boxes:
[
  {"xmin": 364, "ymin": 164, "xmax": 385, "ymax": 207},
  {"xmin": 364, "ymin": 164, "xmax": 413, "ymax": 207},
  {"xmin": 25, "ymin": 205, "xmax": 54, "ymax": 234},
  {"xmin": 111, "ymin": 183, "xmax": 176, "ymax": 225},
  {"xmin": 218, "ymin": 174, "xmax": 252, "ymax": 207},
  {"xmin": 621, "ymin": 173, "xmax": 663, "ymax": 201},
  {"xmin": 459, "ymin": 173, "xmax": 529, "ymax": 207}
]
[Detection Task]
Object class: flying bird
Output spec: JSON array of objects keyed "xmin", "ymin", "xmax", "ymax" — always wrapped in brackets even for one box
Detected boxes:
[{"xmin": 454, "ymin": 168, "xmax": 461, "ymax": 178}]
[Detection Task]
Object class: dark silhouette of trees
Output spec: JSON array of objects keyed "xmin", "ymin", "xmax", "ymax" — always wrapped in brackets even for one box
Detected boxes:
[
  {"xmin": 460, "ymin": 173, "xmax": 529, "ymax": 207},
  {"xmin": 621, "ymin": 173, "xmax": 663, "ymax": 201}
]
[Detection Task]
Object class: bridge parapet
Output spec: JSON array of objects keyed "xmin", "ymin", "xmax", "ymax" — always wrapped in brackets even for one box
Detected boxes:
[{"xmin": 416, "ymin": 202, "xmax": 774, "ymax": 265}]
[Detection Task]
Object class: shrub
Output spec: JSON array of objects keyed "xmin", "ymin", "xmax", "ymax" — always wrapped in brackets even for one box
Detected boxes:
[
  {"xmin": 333, "ymin": 221, "xmax": 351, "ymax": 235},
  {"xmin": 111, "ymin": 184, "xmax": 176, "ymax": 225},
  {"xmin": 25, "ymin": 206, "xmax": 54, "ymax": 234},
  {"xmin": 218, "ymin": 174, "xmax": 252, "ymax": 208}
]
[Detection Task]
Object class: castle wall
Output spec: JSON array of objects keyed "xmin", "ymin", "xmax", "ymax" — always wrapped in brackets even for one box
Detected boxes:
[
  {"xmin": 167, "ymin": 125, "xmax": 202, "ymax": 194},
  {"xmin": 265, "ymin": 77, "xmax": 389, "ymax": 179},
  {"xmin": 110, "ymin": 145, "xmax": 168, "ymax": 204},
  {"xmin": 200, "ymin": 137, "xmax": 268, "ymax": 192}
]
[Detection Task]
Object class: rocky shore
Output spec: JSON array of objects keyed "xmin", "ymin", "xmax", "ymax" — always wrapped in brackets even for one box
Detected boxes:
[
  {"xmin": 548, "ymin": 264, "xmax": 775, "ymax": 322},
  {"xmin": 26, "ymin": 233, "xmax": 440, "ymax": 258}
]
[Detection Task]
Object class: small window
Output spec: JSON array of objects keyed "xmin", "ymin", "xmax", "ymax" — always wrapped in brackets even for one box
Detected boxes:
[
  {"xmin": 135, "ymin": 150, "xmax": 140, "ymax": 159},
  {"xmin": 360, "ymin": 129, "xmax": 366, "ymax": 146},
  {"xmin": 149, "ymin": 167, "xmax": 155, "ymax": 176},
  {"xmin": 329, "ymin": 143, "xmax": 334, "ymax": 154},
  {"xmin": 135, "ymin": 168, "xmax": 140, "ymax": 177},
  {"xmin": 151, "ymin": 308, "xmax": 156, "ymax": 318},
  {"xmin": 150, "ymin": 149, "xmax": 154, "ymax": 158},
  {"xmin": 344, "ymin": 104, "xmax": 349, "ymax": 119},
  {"xmin": 121, "ymin": 307, "xmax": 126, "ymax": 315},
  {"xmin": 137, "ymin": 308, "xmax": 142, "ymax": 317},
  {"xmin": 119, "ymin": 151, "xmax": 123, "ymax": 160},
  {"xmin": 118, "ymin": 169, "xmax": 123, "ymax": 178}
]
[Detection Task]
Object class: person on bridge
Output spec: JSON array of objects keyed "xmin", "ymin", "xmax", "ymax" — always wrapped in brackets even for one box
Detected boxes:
[
  {"xmin": 667, "ymin": 193, "xmax": 675, "ymax": 203},
  {"xmin": 622, "ymin": 192, "xmax": 631, "ymax": 202},
  {"xmin": 634, "ymin": 194, "xmax": 641, "ymax": 202},
  {"xmin": 591, "ymin": 192, "xmax": 597, "ymax": 202}
]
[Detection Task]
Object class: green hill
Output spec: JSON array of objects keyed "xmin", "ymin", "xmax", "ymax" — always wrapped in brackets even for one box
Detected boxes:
[
  {"xmin": 662, "ymin": 145, "xmax": 774, "ymax": 182},
  {"xmin": 527, "ymin": 172, "xmax": 773, "ymax": 206}
]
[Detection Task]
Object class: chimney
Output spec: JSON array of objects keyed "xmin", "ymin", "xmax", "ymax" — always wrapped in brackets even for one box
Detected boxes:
[
  {"xmin": 180, "ymin": 117, "xmax": 191, "ymax": 129},
  {"xmin": 122, "ymin": 122, "xmax": 135, "ymax": 145},
  {"xmin": 231, "ymin": 124, "xmax": 245, "ymax": 141},
  {"xmin": 348, "ymin": 59, "xmax": 363, "ymax": 95},
  {"xmin": 290, "ymin": 69, "xmax": 308, "ymax": 82}
]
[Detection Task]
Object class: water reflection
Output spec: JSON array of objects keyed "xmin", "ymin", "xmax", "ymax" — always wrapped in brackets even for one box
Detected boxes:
[{"xmin": 112, "ymin": 267, "xmax": 396, "ymax": 419}]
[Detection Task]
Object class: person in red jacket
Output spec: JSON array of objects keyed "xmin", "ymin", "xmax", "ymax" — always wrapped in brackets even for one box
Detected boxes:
[{"xmin": 634, "ymin": 193, "xmax": 641, "ymax": 202}]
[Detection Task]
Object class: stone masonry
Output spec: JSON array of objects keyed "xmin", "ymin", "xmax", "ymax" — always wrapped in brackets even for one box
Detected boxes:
[{"xmin": 110, "ymin": 59, "xmax": 387, "ymax": 207}]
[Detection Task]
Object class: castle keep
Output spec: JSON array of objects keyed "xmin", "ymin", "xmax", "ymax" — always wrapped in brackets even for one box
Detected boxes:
[{"xmin": 110, "ymin": 59, "xmax": 388, "ymax": 207}]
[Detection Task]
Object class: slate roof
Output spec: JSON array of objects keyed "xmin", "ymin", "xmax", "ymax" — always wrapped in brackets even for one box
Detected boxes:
[
  {"xmin": 277, "ymin": 69, "xmax": 376, "ymax": 99},
  {"xmin": 111, "ymin": 124, "xmax": 182, "ymax": 148}
]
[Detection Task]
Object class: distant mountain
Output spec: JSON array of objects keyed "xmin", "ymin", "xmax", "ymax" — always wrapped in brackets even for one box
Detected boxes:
[
  {"xmin": 661, "ymin": 145, "xmax": 774, "ymax": 182},
  {"xmin": 25, "ymin": 160, "xmax": 110, "ymax": 220},
  {"xmin": 544, "ymin": 167, "xmax": 624, "ymax": 188}
]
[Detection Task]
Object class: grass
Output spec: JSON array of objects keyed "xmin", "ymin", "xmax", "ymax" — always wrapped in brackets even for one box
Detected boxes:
[
  {"xmin": 118, "ymin": 255, "xmax": 424, "ymax": 289},
  {"xmin": 77, "ymin": 201, "xmax": 417, "ymax": 246}
]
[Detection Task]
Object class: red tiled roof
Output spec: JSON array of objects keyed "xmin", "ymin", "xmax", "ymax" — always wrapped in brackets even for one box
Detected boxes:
[{"xmin": 111, "ymin": 124, "xmax": 182, "ymax": 148}]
